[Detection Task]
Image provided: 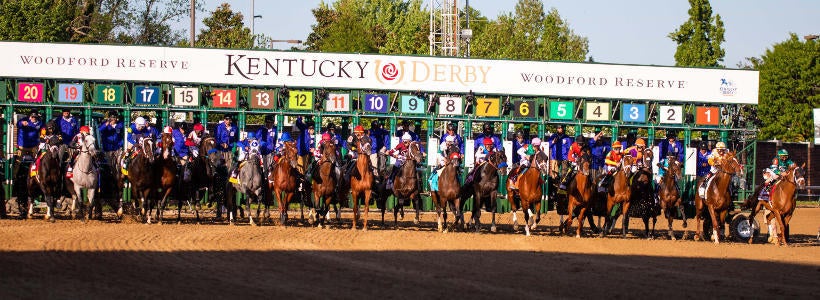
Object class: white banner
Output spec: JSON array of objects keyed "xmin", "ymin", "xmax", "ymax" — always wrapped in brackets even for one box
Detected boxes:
[
  {"xmin": 814, "ymin": 108, "xmax": 820, "ymax": 145},
  {"xmin": 0, "ymin": 41, "xmax": 759, "ymax": 104}
]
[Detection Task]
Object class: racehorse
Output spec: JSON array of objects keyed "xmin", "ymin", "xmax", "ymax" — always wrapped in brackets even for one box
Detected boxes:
[
  {"xmin": 386, "ymin": 141, "xmax": 424, "ymax": 228},
  {"xmin": 601, "ymin": 155, "xmax": 634, "ymax": 237},
  {"xmin": 227, "ymin": 145, "xmax": 265, "ymax": 226},
  {"xmin": 271, "ymin": 141, "xmax": 298, "ymax": 226},
  {"xmin": 184, "ymin": 136, "xmax": 218, "ymax": 223},
  {"xmin": 128, "ymin": 137, "xmax": 156, "ymax": 223},
  {"xmin": 506, "ymin": 151, "xmax": 548, "ymax": 236},
  {"xmin": 559, "ymin": 153, "xmax": 594, "ymax": 237},
  {"xmin": 67, "ymin": 133, "xmax": 99, "ymax": 221},
  {"xmin": 658, "ymin": 156, "xmax": 687, "ymax": 240},
  {"xmin": 350, "ymin": 137, "xmax": 374, "ymax": 230},
  {"xmin": 155, "ymin": 133, "xmax": 179, "ymax": 224},
  {"xmin": 26, "ymin": 122, "xmax": 62, "ymax": 222},
  {"xmin": 311, "ymin": 141, "xmax": 338, "ymax": 228},
  {"xmin": 695, "ymin": 151, "xmax": 741, "ymax": 244},
  {"xmin": 431, "ymin": 144, "xmax": 464, "ymax": 232},
  {"xmin": 744, "ymin": 163, "xmax": 805, "ymax": 246},
  {"xmin": 464, "ymin": 150, "xmax": 507, "ymax": 233},
  {"xmin": 627, "ymin": 148, "xmax": 658, "ymax": 239}
]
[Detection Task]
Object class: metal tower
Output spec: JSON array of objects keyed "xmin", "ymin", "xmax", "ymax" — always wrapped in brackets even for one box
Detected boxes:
[{"xmin": 429, "ymin": 0, "xmax": 460, "ymax": 56}]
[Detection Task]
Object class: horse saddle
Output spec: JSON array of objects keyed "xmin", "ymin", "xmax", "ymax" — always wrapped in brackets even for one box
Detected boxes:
[{"xmin": 698, "ymin": 176, "xmax": 718, "ymax": 200}]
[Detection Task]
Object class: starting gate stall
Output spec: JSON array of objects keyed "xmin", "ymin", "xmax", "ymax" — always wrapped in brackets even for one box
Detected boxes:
[{"xmin": 0, "ymin": 42, "xmax": 760, "ymax": 222}]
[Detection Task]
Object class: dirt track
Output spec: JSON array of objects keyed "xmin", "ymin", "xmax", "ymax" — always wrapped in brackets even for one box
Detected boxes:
[{"xmin": 0, "ymin": 207, "xmax": 819, "ymax": 299}]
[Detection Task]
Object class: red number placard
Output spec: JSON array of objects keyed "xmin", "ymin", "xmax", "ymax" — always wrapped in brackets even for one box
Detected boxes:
[
  {"xmin": 695, "ymin": 107, "xmax": 719, "ymax": 125},
  {"xmin": 17, "ymin": 83, "xmax": 44, "ymax": 103},
  {"xmin": 211, "ymin": 89, "xmax": 237, "ymax": 108}
]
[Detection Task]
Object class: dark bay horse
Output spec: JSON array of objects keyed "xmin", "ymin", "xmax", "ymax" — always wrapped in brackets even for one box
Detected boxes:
[
  {"xmin": 184, "ymin": 136, "xmax": 218, "ymax": 223},
  {"xmin": 601, "ymin": 155, "xmax": 634, "ymax": 237},
  {"xmin": 465, "ymin": 150, "xmax": 506, "ymax": 233},
  {"xmin": 627, "ymin": 149, "xmax": 658, "ymax": 239},
  {"xmin": 560, "ymin": 154, "xmax": 594, "ymax": 237},
  {"xmin": 658, "ymin": 156, "xmax": 687, "ymax": 240},
  {"xmin": 155, "ymin": 133, "xmax": 179, "ymax": 224},
  {"xmin": 350, "ymin": 137, "xmax": 374, "ymax": 230},
  {"xmin": 506, "ymin": 151, "xmax": 548, "ymax": 236},
  {"xmin": 745, "ymin": 164, "xmax": 805, "ymax": 246},
  {"xmin": 129, "ymin": 137, "xmax": 156, "ymax": 223},
  {"xmin": 311, "ymin": 142, "xmax": 337, "ymax": 228},
  {"xmin": 272, "ymin": 141, "xmax": 298, "ymax": 226},
  {"xmin": 386, "ymin": 141, "xmax": 423, "ymax": 228},
  {"xmin": 26, "ymin": 123, "xmax": 62, "ymax": 222},
  {"xmin": 696, "ymin": 152, "xmax": 741, "ymax": 244},
  {"xmin": 432, "ymin": 144, "xmax": 463, "ymax": 233}
]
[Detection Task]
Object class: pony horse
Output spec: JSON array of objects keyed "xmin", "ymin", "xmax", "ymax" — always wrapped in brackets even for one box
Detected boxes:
[{"xmin": 744, "ymin": 163, "xmax": 805, "ymax": 246}]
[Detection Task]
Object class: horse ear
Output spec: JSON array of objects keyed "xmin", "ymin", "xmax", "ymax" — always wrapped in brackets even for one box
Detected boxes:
[{"xmin": 801, "ymin": 162, "xmax": 806, "ymax": 168}]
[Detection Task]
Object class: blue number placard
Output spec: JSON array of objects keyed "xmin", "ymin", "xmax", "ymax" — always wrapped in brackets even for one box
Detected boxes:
[
  {"xmin": 400, "ymin": 95, "xmax": 425, "ymax": 114},
  {"xmin": 134, "ymin": 86, "xmax": 161, "ymax": 105},
  {"xmin": 57, "ymin": 83, "xmax": 83, "ymax": 103},
  {"xmin": 621, "ymin": 103, "xmax": 646, "ymax": 123},
  {"xmin": 364, "ymin": 93, "xmax": 389, "ymax": 113}
]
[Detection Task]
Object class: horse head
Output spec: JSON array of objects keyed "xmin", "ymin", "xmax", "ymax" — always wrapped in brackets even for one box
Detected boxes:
[
  {"xmin": 45, "ymin": 120, "xmax": 60, "ymax": 136},
  {"xmin": 621, "ymin": 154, "xmax": 635, "ymax": 176},
  {"xmin": 76, "ymin": 134, "xmax": 98, "ymax": 158},
  {"xmin": 358, "ymin": 136, "xmax": 372, "ymax": 155},
  {"xmin": 717, "ymin": 151, "xmax": 741, "ymax": 175},
  {"xmin": 201, "ymin": 136, "xmax": 221, "ymax": 168},
  {"xmin": 321, "ymin": 141, "xmax": 337, "ymax": 164},
  {"xmin": 533, "ymin": 151, "xmax": 550, "ymax": 176},
  {"xmin": 785, "ymin": 163, "xmax": 807, "ymax": 189},
  {"xmin": 577, "ymin": 153, "xmax": 591, "ymax": 176},
  {"xmin": 407, "ymin": 141, "xmax": 423, "ymax": 164},
  {"xmin": 283, "ymin": 141, "xmax": 298, "ymax": 169},
  {"xmin": 140, "ymin": 137, "xmax": 156, "ymax": 163},
  {"xmin": 488, "ymin": 150, "xmax": 507, "ymax": 173}
]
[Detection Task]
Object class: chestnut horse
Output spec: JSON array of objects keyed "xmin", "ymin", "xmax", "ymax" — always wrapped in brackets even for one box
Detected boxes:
[
  {"xmin": 506, "ymin": 151, "xmax": 548, "ymax": 236},
  {"xmin": 559, "ymin": 153, "xmax": 594, "ymax": 238},
  {"xmin": 696, "ymin": 152, "xmax": 741, "ymax": 244},
  {"xmin": 272, "ymin": 141, "xmax": 298, "ymax": 226},
  {"xmin": 601, "ymin": 155, "xmax": 634, "ymax": 237},
  {"xmin": 745, "ymin": 164, "xmax": 805, "ymax": 246},
  {"xmin": 350, "ymin": 137, "xmax": 374, "ymax": 230},
  {"xmin": 155, "ymin": 133, "xmax": 179, "ymax": 224},
  {"xmin": 387, "ymin": 141, "xmax": 423, "ymax": 228},
  {"xmin": 658, "ymin": 156, "xmax": 687, "ymax": 240},
  {"xmin": 311, "ymin": 141, "xmax": 337, "ymax": 228},
  {"xmin": 432, "ymin": 144, "xmax": 464, "ymax": 232}
]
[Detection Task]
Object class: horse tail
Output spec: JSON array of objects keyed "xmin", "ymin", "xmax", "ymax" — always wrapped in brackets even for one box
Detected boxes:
[{"xmin": 740, "ymin": 184, "xmax": 764, "ymax": 210}]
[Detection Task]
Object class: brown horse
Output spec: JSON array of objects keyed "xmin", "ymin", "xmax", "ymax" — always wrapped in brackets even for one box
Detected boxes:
[
  {"xmin": 27, "ymin": 123, "xmax": 62, "ymax": 222},
  {"xmin": 560, "ymin": 153, "xmax": 594, "ymax": 238},
  {"xmin": 184, "ymin": 136, "xmax": 218, "ymax": 223},
  {"xmin": 432, "ymin": 144, "xmax": 463, "ymax": 232},
  {"xmin": 128, "ymin": 137, "xmax": 156, "ymax": 223},
  {"xmin": 465, "ymin": 150, "xmax": 507, "ymax": 233},
  {"xmin": 745, "ymin": 163, "xmax": 805, "ymax": 246},
  {"xmin": 311, "ymin": 141, "xmax": 337, "ymax": 228},
  {"xmin": 658, "ymin": 156, "xmax": 687, "ymax": 240},
  {"xmin": 601, "ymin": 155, "xmax": 634, "ymax": 237},
  {"xmin": 155, "ymin": 133, "xmax": 178, "ymax": 224},
  {"xmin": 272, "ymin": 141, "xmax": 298, "ymax": 226},
  {"xmin": 350, "ymin": 137, "xmax": 374, "ymax": 230},
  {"xmin": 506, "ymin": 151, "xmax": 548, "ymax": 236},
  {"xmin": 388, "ymin": 141, "xmax": 423, "ymax": 227},
  {"xmin": 696, "ymin": 152, "xmax": 741, "ymax": 244}
]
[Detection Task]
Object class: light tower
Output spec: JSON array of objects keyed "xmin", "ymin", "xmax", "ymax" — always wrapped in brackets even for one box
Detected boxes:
[{"xmin": 429, "ymin": 0, "xmax": 460, "ymax": 56}]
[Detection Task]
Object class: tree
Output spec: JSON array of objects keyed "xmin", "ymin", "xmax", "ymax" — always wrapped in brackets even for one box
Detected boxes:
[
  {"xmin": 755, "ymin": 34, "xmax": 820, "ymax": 142},
  {"xmin": 113, "ymin": 0, "xmax": 196, "ymax": 46},
  {"xmin": 195, "ymin": 3, "xmax": 252, "ymax": 49},
  {"xmin": 471, "ymin": 0, "xmax": 588, "ymax": 61},
  {"xmin": 0, "ymin": 0, "xmax": 77, "ymax": 42},
  {"xmin": 668, "ymin": 0, "xmax": 725, "ymax": 67}
]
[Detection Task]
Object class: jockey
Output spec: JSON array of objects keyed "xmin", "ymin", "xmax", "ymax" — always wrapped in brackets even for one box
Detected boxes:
[
  {"xmin": 185, "ymin": 123, "xmax": 206, "ymax": 158},
  {"xmin": 598, "ymin": 141, "xmax": 624, "ymax": 191},
  {"xmin": 508, "ymin": 137, "xmax": 540, "ymax": 189},
  {"xmin": 272, "ymin": 131, "xmax": 294, "ymax": 164},
  {"xmin": 699, "ymin": 141, "xmax": 729, "ymax": 192},
  {"xmin": 124, "ymin": 117, "xmax": 159, "ymax": 167},
  {"xmin": 229, "ymin": 132, "xmax": 265, "ymax": 182},
  {"xmin": 172, "ymin": 123, "xmax": 189, "ymax": 161},
  {"xmin": 323, "ymin": 122, "xmax": 343, "ymax": 160},
  {"xmin": 559, "ymin": 135, "xmax": 587, "ymax": 191},
  {"xmin": 66, "ymin": 126, "xmax": 95, "ymax": 176},
  {"xmin": 439, "ymin": 122, "xmax": 464, "ymax": 155},
  {"xmin": 474, "ymin": 137, "xmax": 497, "ymax": 164},
  {"xmin": 385, "ymin": 132, "xmax": 413, "ymax": 188},
  {"xmin": 624, "ymin": 138, "xmax": 648, "ymax": 172},
  {"xmin": 305, "ymin": 132, "xmax": 333, "ymax": 178},
  {"xmin": 342, "ymin": 125, "xmax": 368, "ymax": 181},
  {"xmin": 396, "ymin": 119, "xmax": 420, "ymax": 142},
  {"xmin": 429, "ymin": 138, "xmax": 462, "ymax": 192},
  {"xmin": 760, "ymin": 149, "xmax": 796, "ymax": 198},
  {"xmin": 56, "ymin": 108, "xmax": 79, "ymax": 146}
]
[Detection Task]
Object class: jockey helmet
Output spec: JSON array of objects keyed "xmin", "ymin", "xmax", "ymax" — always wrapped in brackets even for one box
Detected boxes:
[
  {"xmin": 777, "ymin": 149, "xmax": 788, "ymax": 157},
  {"xmin": 483, "ymin": 137, "xmax": 494, "ymax": 146},
  {"xmin": 135, "ymin": 117, "xmax": 146, "ymax": 126},
  {"xmin": 575, "ymin": 135, "xmax": 585, "ymax": 145},
  {"xmin": 246, "ymin": 132, "xmax": 256, "ymax": 139},
  {"xmin": 531, "ymin": 137, "xmax": 542, "ymax": 146},
  {"xmin": 715, "ymin": 142, "xmax": 727, "ymax": 150},
  {"xmin": 193, "ymin": 123, "xmax": 204, "ymax": 131},
  {"xmin": 353, "ymin": 125, "xmax": 365, "ymax": 134},
  {"xmin": 321, "ymin": 133, "xmax": 331, "ymax": 141},
  {"xmin": 280, "ymin": 132, "xmax": 292, "ymax": 142},
  {"xmin": 401, "ymin": 132, "xmax": 412, "ymax": 141},
  {"xmin": 447, "ymin": 122, "xmax": 457, "ymax": 131},
  {"xmin": 449, "ymin": 152, "xmax": 460, "ymax": 160},
  {"xmin": 612, "ymin": 141, "xmax": 622, "ymax": 148},
  {"xmin": 445, "ymin": 135, "xmax": 456, "ymax": 143},
  {"xmin": 163, "ymin": 126, "xmax": 173, "ymax": 134},
  {"xmin": 635, "ymin": 138, "xmax": 646, "ymax": 147},
  {"xmin": 79, "ymin": 126, "xmax": 90, "ymax": 133}
]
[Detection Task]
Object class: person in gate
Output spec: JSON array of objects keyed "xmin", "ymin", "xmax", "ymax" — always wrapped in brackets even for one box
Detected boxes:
[
  {"xmin": 659, "ymin": 132, "xmax": 685, "ymax": 164},
  {"xmin": 699, "ymin": 141, "xmax": 731, "ymax": 194},
  {"xmin": 256, "ymin": 115, "xmax": 277, "ymax": 172},
  {"xmin": 295, "ymin": 116, "xmax": 316, "ymax": 174},
  {"xmin": 215, "ymin": 115, "xmax": 238, "ymax": 170},
  {"xmin": 17, "ymin": 110, "xmax": 43, "ymax": 158},
  {"xmin": 56, "ymin": 108, "xmax": 79, "ymax": 147},
  {"xmin": 589, "ymin": 129, "xmax": 609, "ymax": 179},
  {"xmin": 396, "ymin": 119, "xmax": 420, "ymax": 142},
  {"xmin": 598, "ymin": 140, "xmax": 624, "ymax": 192},
  {"xmin": 758, "ymin": 149, "xmax": 796, "ymax": 201},
  {"xmin": 273, "ymin": 131, "xmax": 293, "ymax": 162},
  {"xmin": 385, "ymin": 132, "xmax": 413, "ymax": 189},
  {"xmin": 439, "ymin": 122, "xmax": 464, "ymax": 155},
  {"xmin": 696, "ymin": 142, "xmax": 711, "ymax": 182},
  {"xmin": 508, "ymin": 137, "xmax": 543, "ymax": 190},
  {"xmin": 473, "ymin": 123, "xmax": 503, "ymax": 151},
  {"xmin": 547, "ymin": 124, "xmax": 571, "ymax": 179},
  {"xmin": 369, "ymin": 119, "xmax": 391, "ymax": 177},
  {"xmin": 512, "ymin": 131, "xmax": 527, "ymax": 167},
  {"xmin": 99, "ymin": 111, "xmax": 124, "ymax": 168},
  {"xmin": 558, "ymin": 135, "xmax": 589, "ymax": 191}
]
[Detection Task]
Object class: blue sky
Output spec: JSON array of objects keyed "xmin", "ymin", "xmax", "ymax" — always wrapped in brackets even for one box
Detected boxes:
[{"xmin": 186, "ymin": 0, "xmax": 820, "ymax": 67}]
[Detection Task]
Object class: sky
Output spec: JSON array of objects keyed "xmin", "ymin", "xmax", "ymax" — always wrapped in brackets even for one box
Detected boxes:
[{"xmin": 185, "ymin": 0, "xmax": 820, "ymax": 67}]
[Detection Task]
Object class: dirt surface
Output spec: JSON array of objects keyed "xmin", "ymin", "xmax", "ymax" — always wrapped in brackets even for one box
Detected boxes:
[{"xmin": 0, "ymin": 207, "xmax": 818, "ymax": 299}]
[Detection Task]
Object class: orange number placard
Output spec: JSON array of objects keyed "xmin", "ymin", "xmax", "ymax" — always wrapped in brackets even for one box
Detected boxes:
[{"xmin": 695, "ymin": 107, "xmax": 719, "ymax": 125}]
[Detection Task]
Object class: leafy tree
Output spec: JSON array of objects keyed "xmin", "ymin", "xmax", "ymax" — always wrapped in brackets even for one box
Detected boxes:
[
  {"xmin": 0, "ymin": 0, "xmax": 75, "ymax": 42},
  {"xmin": 195, "ymin": 3, "xmax": 252, "ymax": 49},
  {"xmin": 755, "ymin": 34, "xmax": 820, "ymax": 142},
  {"xmin": 113, "ymin": 0, "xmax": 196, "ymax": 46},
  {"xmin": 471, "ymin": 0, "xmax": 588, "ymax": 61},
  {"xmin": 668, "ymin": 0, "xmax": 725, "ymax": 67}
]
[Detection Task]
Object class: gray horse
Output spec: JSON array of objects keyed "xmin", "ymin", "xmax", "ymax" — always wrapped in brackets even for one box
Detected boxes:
[
  {"xmin": 228, "ymin": 150, "xmax": 264, "ymax": 225},
  {"xmin": 68, "ymin": 133, "xmax": 98, "ymax": 220}
]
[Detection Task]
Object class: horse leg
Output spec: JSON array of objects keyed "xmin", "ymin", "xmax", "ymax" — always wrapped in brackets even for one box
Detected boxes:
[
  {"xmin": 350, "ymin": 191, "xmax": 359, "ymax": 230},
  {"xmin": 706, "ymin": 205, "xmax": 720, "ymax": 244},
  {"xmin": 678, "ymin": 204, "xmax": 688, "ymax": 239},
  {"xmin": 87, "ymin": 188, "xmax": 97, "ymax": 221},
  {"xmin": 576, "ymin": 206, "xmax": 588, "ymax": 238},
  {"xmin": 392, "ymin": 197, "xmax": 399, "ymax": 229},
  {"xmin": 532, "ymin": 201, "xmax": 542, "ymax": 231},
  {"xmin": 363, "ymin": 189, "xmax": 372, "ymax": 231},
  {"xmin": 771, "ymin": 211, "xmax": 786, "ymax": 246},
  {"xmin": 783, "ymin": 214, "xmax": 793, "ymax": 245},
  {"xmin": 563, "ymin": 201, "xmax": 575, "ymax": 235},
  {"xmin": 621, "ymin": 202, "xmax": 631, "ymax": 238},
  {"xmin": 413, "ymin": 192, "xmax": 421, "ymax": 225},
  {"xmin": 523, "ymin": 204, "xmax": 531, "ymax": 236}
]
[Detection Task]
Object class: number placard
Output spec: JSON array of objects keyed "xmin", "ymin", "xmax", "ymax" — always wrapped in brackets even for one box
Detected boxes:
[
  {"xmin": 513, "ymin": 100, "xmax": 536, "ymax": 118},
  {"xmin": 621, "ymin": 103, "xmax": 647, "ymax": 123},
  {"xmin": 475, "ymin": 98, "xmax": 500, "ymax": 117},
  {"xmin": 585, "ymin": 102, "xmax": 610, "ymax": 121},
  {"xmin": 659, "ymin": 105, "xmax": 683, "ymax": 124},
  {"xmin": 94, "ymin": 85, "xmax": 123, "ymax": 104},
  {"xmin": 211, "ymin": 89, "xmax": 237, "ymax": 108},
  {"xmin": 325, "ymin": 93, "xmax": 350, "ymax": 112},
  {"xmin": 695, "ymin": 106, "xmax": 719, "ymax": 125},
  {"xmin": 549, "ymin": 101, "xmax": 574, "ymax": 120},
  {"xmin": 17, "ymin": 83, "xmax": 44, "ymax": 103},
  {"xmin": 57, "ymin": 83, "xmax": 83, "ymax": 103},
  {"xmin": 250, "ymin": 89, "xmax": 275, "ymax": 110},
  {"xmin": 364, "ymin": 93, "xmax": 389, "ymax": 113},
  {"xmin": 288, "ymin": 90, "xmax": 313, "ymax": 110},
  {"xmin": 438, "ymin": 96, "xmax": 463, "ymax": 115},
  {"xmin": 173, "ymin": 87, "xmax": 199, "ymax": 106},
  {"xmin": 400, "ymin": 95, "xmax": 425, "ymax": 114},
  {"xmin": 133, "ymin": 86, "xmax": 160, "ymax": 105}
]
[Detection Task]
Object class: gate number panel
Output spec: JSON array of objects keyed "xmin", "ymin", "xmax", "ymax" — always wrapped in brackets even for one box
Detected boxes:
[
  {"xmin": 475, "ymin": 98, "xmax": 500, "ymax": 117},
  {"xmin": 549, "ymin": 101, "xmax": 574, "ymax": 120},
  {"xmin": 17, "ymin": 83, "xmax": 44, "ymax": 103},
  {"xmin": 695, "ymin": 106, "xmax": 719, "ymax": 125},
  {"xmin": 437, "ymin": 96, "xmax": 463, "ymax": 115},
  {"xmin": 659, "ymin": 105, "xmax": 683, "ymax": 124},
  {"xmin": 364, "ymin": 93, "xmax": 389, "ymax": 113},
  {"xmin": 585, "ymin": 102, "xmax": 610, "ymax": 121},
  {"xmin": 173, "ymin": 87, "xmax": 199, "ymax": 106},
  {"xmin": 211, "ymin": 89, "xmax": 237, "ymax": 108},
  {"xmin": 400, "ymin": 95, "xmax": 425, "ymax": 114},
  {"xmin": 513, "ymin": 100, "xmax": 536, "ymax": 118},
  {"xmin": 94, "ymin": 85, "xmax": 123, "ymax": 104},
  {"xmin": 325, "ymin": 93, "xmax": 350, "ymax": 112},
  {"xmin": 288, "ymin": 90, "xmax": 313, "ymax": 110},
  {"xmin": 57, "ymin": 83, "xmax": 83, "ymax": 103},
  {"xmin": 621, "ymin": 103, "xmax": 647, "ymax": 123},
  {"xmin": 250, "ymin": 89, "xmax": 275, "ymax": 110},
  {"xmin": 133, "ymin": 86, "xmax": 160, "ymax": 105}
]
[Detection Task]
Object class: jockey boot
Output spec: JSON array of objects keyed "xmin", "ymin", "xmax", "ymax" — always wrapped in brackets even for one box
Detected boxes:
[
  {"xmin": 229, "ymin": 166, "xmax": 240, "ymax": 184},
  {"xmin": 558, "ymin": 170, "xmax": 574, "ymax": 191},
  {"xmin": 386, "ymin": 166, "xmax": 399, "ymax": 190},
  {"xmin": 597, "ymin": 175, "xmax": 609, "ymax": 192}
]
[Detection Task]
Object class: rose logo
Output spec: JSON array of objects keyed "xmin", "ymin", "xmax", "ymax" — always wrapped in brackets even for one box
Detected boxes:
[{"xmin": 381, "ymin": 63, "xmax": 399, "ymax": 81}]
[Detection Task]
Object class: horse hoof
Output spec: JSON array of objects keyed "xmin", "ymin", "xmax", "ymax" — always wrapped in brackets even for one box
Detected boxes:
[
  {"xmin": 512, "ymin": 225, "xmax": 518, "ymax": 232},
  {"xmin": 575, "ymin": 234, "xmax": 581, "ymax": 238},
  {"xmin": 682, "ymin": 222, "xmax": 688, "ymax": 229},
  {"xmin": 414, "ymin": 217, "xmax": 419, "ymax": 225},
  {"xmin": 490, "ymin": 226, "xmax": 497, "ymax": 233},
  {"xmin": 116, "ymin": 208, "xmax": 123, "ymax": 218}
]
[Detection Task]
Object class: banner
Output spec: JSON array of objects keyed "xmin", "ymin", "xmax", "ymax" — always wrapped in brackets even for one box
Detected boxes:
[
  {"xmin": 814, "ymin": 108, "xmax": 820, "ymax": 144},
  {"xmin": 0, "ymin": 41, "xmax": 759, "ymax": 104}
]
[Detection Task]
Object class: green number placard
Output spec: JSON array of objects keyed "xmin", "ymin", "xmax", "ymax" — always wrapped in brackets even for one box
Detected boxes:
[
  {"xmin": 95, "ymin": 85, "xmax": 124, "ymax": 104},
  {"xmin": 549, "ymin": 101, "xmax": 574, "ymax": 120}
]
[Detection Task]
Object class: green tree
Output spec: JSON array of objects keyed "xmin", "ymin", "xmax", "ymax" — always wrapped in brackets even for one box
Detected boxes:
[
  {"xmin": 195, "ymin": 3, "xmax": 252, "ymax": 49},
  {"xmin": 471, "ymin": 0, "xmax": 588, "ymax": 61},
  {"xmin": 755, "ymin": 34, "xmax": 820, "ymax": 142},
  {"xmin": 113, "ymin": 0, "xmax": 196, "ymax": 46},
  {"xmin": 0, "ymin": 0, "xmax": 76, "ymax": 42},
  {"xmin": 668, "ymin": 0, "xmax": 725, "ymax": 67}
]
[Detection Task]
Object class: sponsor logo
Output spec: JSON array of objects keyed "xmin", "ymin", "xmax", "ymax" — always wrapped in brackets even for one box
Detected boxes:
[{"xmin": 720, "ymin": 77, "xmax": 737, "ymax": 96}]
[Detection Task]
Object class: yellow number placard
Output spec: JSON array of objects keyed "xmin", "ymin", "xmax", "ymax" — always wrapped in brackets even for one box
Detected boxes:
[
  {"xmin": 288, "ymin": 90, "xmax": 313, "ymax": 110},
  {"xmin": 475, "ymin": 98, "xmax": 500, "ymax": 117}
]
